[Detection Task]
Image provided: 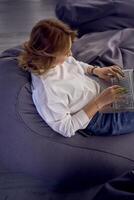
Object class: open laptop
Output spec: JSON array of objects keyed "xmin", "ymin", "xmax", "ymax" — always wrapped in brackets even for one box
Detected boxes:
[{"xmin": 99, "ymin": 69, "xmax": 134, "ymax": 113}]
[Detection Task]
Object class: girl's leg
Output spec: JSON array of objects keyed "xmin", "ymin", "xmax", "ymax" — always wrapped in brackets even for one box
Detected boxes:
[{"xmin": 83, "ymin": 111, "xmax": 134, "ymax": 136}]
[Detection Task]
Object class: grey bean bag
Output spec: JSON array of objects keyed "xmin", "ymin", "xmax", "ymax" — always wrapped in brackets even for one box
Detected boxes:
[
  {"xmin": 56, "ymin": 0, "xmax": 134, "ymax": 36},
  {"xmin": 0, "ymin": 45, "xmax": 134, "ymax": 199}
]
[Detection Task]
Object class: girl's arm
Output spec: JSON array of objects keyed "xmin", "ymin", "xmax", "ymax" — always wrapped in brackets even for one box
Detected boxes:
[
  {"xmin": 72, "ymin": 57, "xmax": 100, "ymax": 76},
  {"xmin": 86, "ymin": 65, "xmax": 100, "ymax": 76}
]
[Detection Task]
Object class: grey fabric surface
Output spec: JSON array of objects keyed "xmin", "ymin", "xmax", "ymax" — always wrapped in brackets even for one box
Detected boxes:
[
  {"xmin": 0, "ymin": 45, "xmax": 134, "ymax": 194},
  {"xmin": 72, "ymin": 28, "xmax": 134, "ymax": 69}
]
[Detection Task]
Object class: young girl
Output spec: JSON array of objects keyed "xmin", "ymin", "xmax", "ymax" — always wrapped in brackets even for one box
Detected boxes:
[{"xmin": 18, "ymin": 18, "xmax": 134, "ymax": 137}]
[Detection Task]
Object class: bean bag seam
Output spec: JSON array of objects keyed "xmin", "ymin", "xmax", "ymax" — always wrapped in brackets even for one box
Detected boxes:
[{"xmin": 15, "ymin": 83, "xmax": 134, "ymax": 163}]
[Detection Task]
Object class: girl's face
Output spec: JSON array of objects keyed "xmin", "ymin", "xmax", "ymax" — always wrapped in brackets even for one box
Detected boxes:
[{"xmin": 52, "ymin": 37, "xmax": 72, "ymax": 67}]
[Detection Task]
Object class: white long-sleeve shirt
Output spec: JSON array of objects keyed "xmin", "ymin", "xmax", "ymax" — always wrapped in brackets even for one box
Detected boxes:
[{"xmin": 31, "ymin": 56, "xmax": 101, "ymax": 137}]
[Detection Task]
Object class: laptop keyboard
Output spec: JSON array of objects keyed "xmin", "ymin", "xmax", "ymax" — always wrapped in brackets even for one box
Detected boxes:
[{"xmin": 111, "ymin": 69, "xmax": 134, "ymax": 110}]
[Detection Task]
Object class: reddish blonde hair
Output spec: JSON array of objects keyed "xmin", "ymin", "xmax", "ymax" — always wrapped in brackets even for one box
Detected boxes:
[{"xmin": 18, "ymin": 18, "xmax": 77, "ymax": 75}]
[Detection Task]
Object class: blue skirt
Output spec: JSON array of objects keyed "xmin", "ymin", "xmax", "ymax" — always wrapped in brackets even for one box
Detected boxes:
[{"xmin": 83, "ymin": 111, "xmax": 134, "ymax": 136}]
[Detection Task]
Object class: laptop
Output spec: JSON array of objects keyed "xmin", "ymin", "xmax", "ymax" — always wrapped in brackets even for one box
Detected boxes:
[{"xmin": 99, "ymin": 69, "xmax": 134, "ymax": 113}]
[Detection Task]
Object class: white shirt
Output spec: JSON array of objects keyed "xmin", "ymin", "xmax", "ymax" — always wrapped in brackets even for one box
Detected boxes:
[{"xmin": 31, "ymin": 56, "xmax": 101, "ymax": 137}]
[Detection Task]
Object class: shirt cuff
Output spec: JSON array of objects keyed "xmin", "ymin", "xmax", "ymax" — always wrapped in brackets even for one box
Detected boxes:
[
  {"xmin": 79, "ymin": 62, "xmax": 93, "ymax": 74},
  {"xmin": 73, "ymin": 109, "xmax": 91, "ymax": 129}
]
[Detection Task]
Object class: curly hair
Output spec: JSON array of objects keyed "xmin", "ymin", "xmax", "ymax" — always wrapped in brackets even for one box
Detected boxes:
[{"xmin": 18, "ymin": 18, "xmax": 77, "ymax": 75}]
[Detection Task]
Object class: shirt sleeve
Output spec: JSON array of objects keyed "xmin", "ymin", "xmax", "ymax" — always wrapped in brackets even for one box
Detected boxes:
[
  {"xmin": 70, "ymin": 56, "xmax": 93, "ymax": 74},
  {"xmin": 32, "ymin": 84, "xmax": 90, "ymax": 137}
]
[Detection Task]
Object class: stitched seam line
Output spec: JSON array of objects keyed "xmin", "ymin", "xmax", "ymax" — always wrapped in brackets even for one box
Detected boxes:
[{"xmin": 15, "ymin": 83, "xmax": 134, "ymax": 163}]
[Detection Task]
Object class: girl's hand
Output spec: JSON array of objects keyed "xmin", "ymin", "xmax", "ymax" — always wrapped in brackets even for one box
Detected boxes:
[
  {"xmin": 94, "ymin": 65, "xmax": 125, "ymax": 81},
  {"xmin": 95, "ymin": 85, "xmax": 128, "ymax": 110}
]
